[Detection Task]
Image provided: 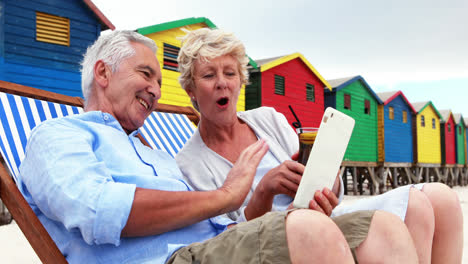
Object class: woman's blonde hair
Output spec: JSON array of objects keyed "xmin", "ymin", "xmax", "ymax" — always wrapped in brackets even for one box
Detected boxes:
[{"xmin": 178, "ymin": 28, "xmax": 249, "ymax": 109}]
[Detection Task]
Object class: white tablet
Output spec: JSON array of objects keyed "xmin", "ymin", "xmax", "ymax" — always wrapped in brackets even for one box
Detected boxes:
[{"xmin": 293, "ymin": 107, "xmax": 355, "ymax": 209}]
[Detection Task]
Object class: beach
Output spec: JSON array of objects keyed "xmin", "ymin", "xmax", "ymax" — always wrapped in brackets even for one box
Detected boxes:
[{"xmin": 1, "ymin": 186, "xmax": 468, "ymax": 263}]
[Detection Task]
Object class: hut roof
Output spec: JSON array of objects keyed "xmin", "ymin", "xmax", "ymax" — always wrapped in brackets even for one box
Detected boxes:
[
  {"xmin": 255, "ymin": 55, "xmax": 284, "ymax": 67},
  {"xmin": 439, "ymin": 109, "xmax": 454, "ymax": 123},
  {"xmin": 137, "ymin": 17, "xmax": 257, "ymax": 69},
  {"xmin": 255, "ymin": 52, "xmax": 331, "ymax": 90},
  {"xmin": 326, "ymin": 75, "xmax": 383, "ymax": 104},
  {"xmin": 453, "ymin": 113, "xmax": 464, "ymax": 125},
  {"xmin": 377, "ymin": 90, "xmax": 416, "ymax": 113},
  {"xmin": 83, "ymin": 0, "xmax": 115, "ymax": 30},
  {"xmin": 412, "ymin": 101, "xmax": 442, "ymax": 119}
]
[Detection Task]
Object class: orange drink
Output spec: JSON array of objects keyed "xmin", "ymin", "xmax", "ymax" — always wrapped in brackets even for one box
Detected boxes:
[{"xmin": 297, "ymin": 127, "xmax": 318, "ymax": 165}]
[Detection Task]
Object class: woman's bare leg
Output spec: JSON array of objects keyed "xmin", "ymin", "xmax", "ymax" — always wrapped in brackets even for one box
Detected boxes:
[
  {"xmin": 422, "ymin": 183, "xmax": 463, "ymax": 264},
  {"xmin": 286, "ymin": 210, "xmax": 354, "ymax": 264},
  {"xmin": 355, "ymin": 211, "xmax": 418, "ymax": 264},
  {"xmin": 404, "ymin": 188, "xmax": 435, "ymax": 263}
]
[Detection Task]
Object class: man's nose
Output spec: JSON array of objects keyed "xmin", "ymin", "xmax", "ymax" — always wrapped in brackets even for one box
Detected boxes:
[{"xmin": 148, "ymin": 80, "xmax": 161, "ymax": 100}]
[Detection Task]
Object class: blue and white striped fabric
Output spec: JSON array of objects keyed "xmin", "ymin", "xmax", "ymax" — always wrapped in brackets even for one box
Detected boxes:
[
  {"xmin": 139, "ymin": 111, "xmax": 196, "ymax": 158},
  {"xmin": 0, "ymin": 91, "xmax": 196, "ymax": 183},
  {"xmin": 0, "ymin": 92, "xmax": 83, "ymax": 182}
]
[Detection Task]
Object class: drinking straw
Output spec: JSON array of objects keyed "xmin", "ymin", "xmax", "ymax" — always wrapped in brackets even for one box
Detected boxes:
[{"xmin": 288, "ymin": 105, "xmax": 302, "ymax": 132}]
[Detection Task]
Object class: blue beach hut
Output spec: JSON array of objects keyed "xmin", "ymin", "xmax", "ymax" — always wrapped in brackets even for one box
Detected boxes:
[
  {"xmin": 0, "ymin": 0, "xmax": 114, "ymax": 97},
  {"xmin": 377, "ymin": 91, "xmax": 416, "ymax": 164}
]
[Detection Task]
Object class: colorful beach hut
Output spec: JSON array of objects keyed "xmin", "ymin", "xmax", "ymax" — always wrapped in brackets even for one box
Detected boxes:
[
  {"xmin": 376, "ymin": 91, "xmax": 415, "ymax": 164},
  {"xmin": 439, "ymin": 110, "xmax": 457, "ymax": 165},
  {"xmin": 324, "ymin": 76, "xmax": 383, "ymax": 194},
  {"xmin": 454, "ymin": 114, "xmax": 466, "ymax": 165},
  {"xmin": 0, "ymin": 0, "xmax": 114, "ymax": 97},
  {"xmin": 324, "ymin": 76, "xmax": 382, "ymax": 163},
  {"xmin": 464, "ymin": 117, "xmax": 468, "ymax": 184},
  {"xmin": 245, "ymin": 52, "xmax": 331, "ymax": 128},
  {"xmin": 411, "ymin": 101, "xmax": 442, "ymax": 165},
  {"xmin": 137, "ymin": 17, "xmax": 257, "ymax": 111}
]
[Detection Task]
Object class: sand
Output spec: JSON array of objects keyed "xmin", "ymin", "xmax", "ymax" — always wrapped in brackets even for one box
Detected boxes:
[{"xmin": 1, "ymin": 186, "xmax": 468, "ymax": 263}]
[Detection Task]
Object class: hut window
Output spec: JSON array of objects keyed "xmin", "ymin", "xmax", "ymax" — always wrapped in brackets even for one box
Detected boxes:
[
  {"xmin": 432, "ymin": 118, "xmax": 436, "ymax": 129},
  {"xmin": 36, "ymin": 12, "xmax": 70, "ymax": 46},
  {"xmin": 459, "ymin": 126, "xmax": 462, "ymax": 135},
  {"xmin": 163, "ymin": 43, "xmax": 180, "ymax": 72},
  {"xmin": 344, "ymin": 94, "xmax": 351, "ymax": 109},
  {"xmin": 402, "ymin": 111, "xmax": 408, "ymax": 123},
  {"xmin": 364, "ymin": 99, "xmax": 371, "ymax": 115},
  {"xmin": 448, "ymin": 123, "xmax": 451, "ymax": 132},
  {"xmin": 389, "ymin": 107, "xmax": 394, "ymax": 120},
  {"xmin": 421, "ymin": 115, "xmax": 425, "ymax": 127},
  {"xmin": 306, "ymin": 84, "xmax": 315, "ymax": 102},
  {"xmin": 274, "ymin": 75, "xmax": 285, "ymax": 95}
]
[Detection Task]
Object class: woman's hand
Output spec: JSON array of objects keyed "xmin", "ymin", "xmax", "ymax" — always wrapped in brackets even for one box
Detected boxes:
[
  {"xmin": 308, "ymin": 188, "xmax": 339, "ymax": 216},
  {"xmin": 285, "ymin": 187, "xmax": 339, "ymax": 217},
  {"xmin": 244, "ymin": 160, "xmax": 304, "ymax": 220},
  {"xmin": 258, "ymin": 160, "xmax": 304, "ymax": 198}
]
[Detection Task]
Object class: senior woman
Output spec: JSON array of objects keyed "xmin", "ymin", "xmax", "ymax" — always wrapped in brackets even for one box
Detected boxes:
[{"xmin": 175, "ymin": 28, "xmax": 462, "ymax": 263}]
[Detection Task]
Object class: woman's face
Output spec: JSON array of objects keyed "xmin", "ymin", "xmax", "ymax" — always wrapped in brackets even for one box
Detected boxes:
[{"xmin": 190, "ymin": 54, "xmax": 241, "ymax": 125}]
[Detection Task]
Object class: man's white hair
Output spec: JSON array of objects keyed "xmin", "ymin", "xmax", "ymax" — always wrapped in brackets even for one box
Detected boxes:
[{"xmin": 80, "ymin": 30, "xmax": 157, "ymax": 102}]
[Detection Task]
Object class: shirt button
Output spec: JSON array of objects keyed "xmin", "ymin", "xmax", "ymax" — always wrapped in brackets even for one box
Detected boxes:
[{"xmin": 103, "ymin": 115, "xmax": 109, "ymax": 121}]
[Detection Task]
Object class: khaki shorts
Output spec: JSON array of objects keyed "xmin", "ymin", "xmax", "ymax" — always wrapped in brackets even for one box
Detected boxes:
[{"xmin": 166, "ymin": 210, "xmax": 375, "ymax": 264}]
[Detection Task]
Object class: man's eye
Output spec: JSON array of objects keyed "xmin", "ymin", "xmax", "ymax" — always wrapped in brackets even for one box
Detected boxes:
[{"xmin": 142, "ymin": 71, "xmax": 150, "ymax": 77}]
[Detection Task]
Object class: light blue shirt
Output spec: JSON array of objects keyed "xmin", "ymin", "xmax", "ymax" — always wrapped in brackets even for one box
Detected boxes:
[{"xmin": 18, "ymin": 111, "xmax": 234, "ymax": 264}]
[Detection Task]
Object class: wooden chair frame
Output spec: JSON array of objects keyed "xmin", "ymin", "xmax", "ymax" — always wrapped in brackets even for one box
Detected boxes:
[{"xmin": 0, "ymin": 80, "xmax": 199, "ymax": 263}]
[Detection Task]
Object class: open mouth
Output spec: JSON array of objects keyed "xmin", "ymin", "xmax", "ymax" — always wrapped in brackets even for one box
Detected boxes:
[{"xmin": 217, "ymin": 97, "xmax": 229, "ymax": 107}]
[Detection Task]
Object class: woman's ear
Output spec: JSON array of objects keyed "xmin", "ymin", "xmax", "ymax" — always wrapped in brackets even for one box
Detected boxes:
[
  {"xmin": 186, "ymin": 87, "xmax": 195, "ymax": 101},
  {"xmin": 94, "ymin": 60, "xmax": 110, "ymax": 89}
]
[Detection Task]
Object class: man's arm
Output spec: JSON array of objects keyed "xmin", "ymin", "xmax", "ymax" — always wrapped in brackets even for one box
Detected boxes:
[{"xmin": 122, "ymin": 139, "xmax": 269, "ymax": 236}]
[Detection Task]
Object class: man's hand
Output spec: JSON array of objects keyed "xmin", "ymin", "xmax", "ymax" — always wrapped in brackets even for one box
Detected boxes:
[{"xmin": 123, "ymin": 139, "xmax": 269, "ymax": 237}]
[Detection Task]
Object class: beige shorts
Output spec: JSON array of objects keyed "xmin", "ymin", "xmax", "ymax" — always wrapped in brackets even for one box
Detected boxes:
[{"xmin": 167, "ymin": 210, "xmax": 375, "ymax": 264}]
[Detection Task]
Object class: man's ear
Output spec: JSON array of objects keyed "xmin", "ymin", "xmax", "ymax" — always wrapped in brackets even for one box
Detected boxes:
[{"xmin": 94, "ymin": 60, "xmax": 110, "ymax": 88}]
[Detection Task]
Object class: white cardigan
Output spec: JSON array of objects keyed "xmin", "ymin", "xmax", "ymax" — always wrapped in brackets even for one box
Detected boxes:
[
  {"xmin": 176, "ymin": 107, "xmax": 344, "ymax": 221},
  {"xmin": 177, "ymin": 107, "xmax": 420, "ymax": 222}
]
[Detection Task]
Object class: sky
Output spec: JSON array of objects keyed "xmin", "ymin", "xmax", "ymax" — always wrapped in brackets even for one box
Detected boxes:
[{"xmin": 93, "ymin": 0, "xmax": 468, "ymax": 118}]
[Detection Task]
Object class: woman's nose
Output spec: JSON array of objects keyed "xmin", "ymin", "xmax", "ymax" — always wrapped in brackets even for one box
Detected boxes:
[{"xmin": 216, "ymin": 75, "xmax": 227, "ymax": 89}]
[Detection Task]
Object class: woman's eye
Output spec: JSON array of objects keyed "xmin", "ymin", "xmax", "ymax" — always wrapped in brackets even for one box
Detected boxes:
[{"xmin": 203, "ymin": 74, "xmax": 214, "ymax": 79}]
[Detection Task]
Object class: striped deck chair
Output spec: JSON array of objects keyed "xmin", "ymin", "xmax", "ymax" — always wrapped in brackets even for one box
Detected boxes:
[
  {"xmin": 0, "ymin": 80, "xmax": 199, "ymax": 263},
  {"xmin": 0, "ymin": 90, "xmax": 84, "ymax": 183},
  {"xmin": 140, "ymin": 110, "xmax": 197, "ymax": 158}
]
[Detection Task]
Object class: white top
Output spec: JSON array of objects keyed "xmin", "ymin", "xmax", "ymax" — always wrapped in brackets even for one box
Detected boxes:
[
  {"xmin": 177, "ymin": 106, "xmax": 424, "ymax": 222},
  {"xmin": 176, "ymin": 107, "xmax": 344, "ymax": 221}
]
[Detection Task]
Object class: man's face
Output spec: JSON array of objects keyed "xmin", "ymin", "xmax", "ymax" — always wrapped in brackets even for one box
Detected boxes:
[{"xmin": 104, "ymin": 42, "xmax": 162, "ymax": 133}]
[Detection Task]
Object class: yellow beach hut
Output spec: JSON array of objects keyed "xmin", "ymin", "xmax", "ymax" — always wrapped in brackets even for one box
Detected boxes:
[
  {"xmin": 137, "ymin": 17, "xmax": 257, "ymax": 111},
  {"xmin": 411, "ymin": 101, "xmax": 442, "ymax": 165}
]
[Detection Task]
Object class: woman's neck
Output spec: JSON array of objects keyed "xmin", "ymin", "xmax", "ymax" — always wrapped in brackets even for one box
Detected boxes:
[
  {"xmin": 199, "ymin": 115, "xmax": 240, "ymax": 147},
  {"xmin": 198, "ymin": 114, "xmax": 258, "ymax": 163}
]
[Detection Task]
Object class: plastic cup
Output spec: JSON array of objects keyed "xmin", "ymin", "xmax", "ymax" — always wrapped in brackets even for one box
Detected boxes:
[{"xmin": 296, "ymin": 127, "xmax": 319, "ymax": 166}]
